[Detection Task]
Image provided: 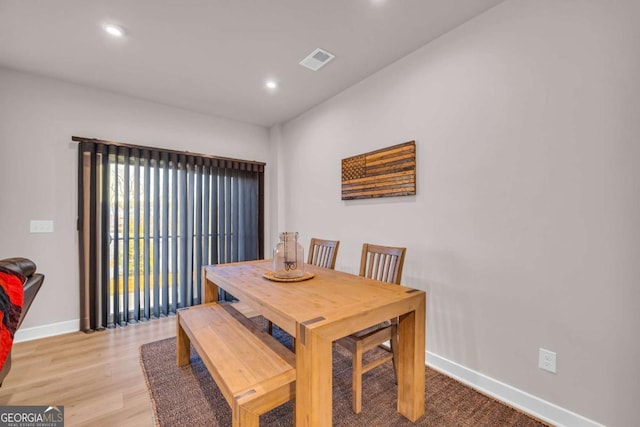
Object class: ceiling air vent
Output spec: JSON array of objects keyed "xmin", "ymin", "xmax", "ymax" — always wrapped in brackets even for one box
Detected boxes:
[{"xmin": 299, "ymin": 48, "xmax": 335, "ymax": 71}]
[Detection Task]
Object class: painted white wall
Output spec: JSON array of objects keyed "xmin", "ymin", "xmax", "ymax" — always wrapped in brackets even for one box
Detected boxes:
[
  {"xmin": 0, "ymin": 67, "xmax": 270, "ymax": 332},
  {"xmin": 275, "ymin": 0, "xmax": 640, "ymax": 426},
  {"xmin": 267, "ymin": 124, "xmax": 286, "ymax": 252}
]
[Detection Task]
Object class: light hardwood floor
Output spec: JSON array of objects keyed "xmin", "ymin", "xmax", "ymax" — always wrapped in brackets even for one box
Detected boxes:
[{"xmin": 0, "ymin": 316, "xmax": 176, "ymax": 426}]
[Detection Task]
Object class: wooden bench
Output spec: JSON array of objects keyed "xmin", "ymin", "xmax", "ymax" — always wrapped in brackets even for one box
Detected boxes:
[{"xmin": 177, "ymin": 303, "xmax": 296, "ymax": 427}]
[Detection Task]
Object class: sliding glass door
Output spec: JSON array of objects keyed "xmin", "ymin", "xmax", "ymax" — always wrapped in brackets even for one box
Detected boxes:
[{"xmin": 77, "ymin": 138, "xmax": 264, "ymax": 331}]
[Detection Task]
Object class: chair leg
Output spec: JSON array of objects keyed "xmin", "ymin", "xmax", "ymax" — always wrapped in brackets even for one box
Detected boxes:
[
  {"xmin": 390, "ymin": 323, "xmax": 399, "ymax": 384},
  {"xmin": 352, "ymin": 341, "xmax": 363, "ymax": 414},
  {"xmin": 268, "ymin": 321, "xmax": 296, "ymax": 351}
]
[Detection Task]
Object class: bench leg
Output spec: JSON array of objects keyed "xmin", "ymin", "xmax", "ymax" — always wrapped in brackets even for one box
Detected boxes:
[
  {"xmin": 233, "ymin": 405, "xmax": 259, "ymax": 427},
  {"xmin": 176, "ymin": 315, "xmax": 191, "ymax": 367}
]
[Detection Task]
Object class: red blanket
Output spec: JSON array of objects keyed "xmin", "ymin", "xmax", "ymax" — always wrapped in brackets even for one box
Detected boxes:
[{"xmin": 0, "ymin": 266, "xmax": 24, "ymax": 372}]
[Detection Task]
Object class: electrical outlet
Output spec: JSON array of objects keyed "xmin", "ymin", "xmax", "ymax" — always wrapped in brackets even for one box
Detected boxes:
[
  {"xmin": 539, "ymin": 348, "xmax": 557, "ymax": 373},
  {"xmin": 30, "ymin": 220, "xmax": 54, "ymax": 233}
]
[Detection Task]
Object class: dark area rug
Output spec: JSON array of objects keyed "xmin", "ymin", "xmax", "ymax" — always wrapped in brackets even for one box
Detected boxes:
[{"xmin": 140, "ymin": 316, "xmax": 548, "ymax": 426}]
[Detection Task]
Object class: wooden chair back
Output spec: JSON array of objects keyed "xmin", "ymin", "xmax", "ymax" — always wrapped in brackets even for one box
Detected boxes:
[
  {"xmin": 359, "ymin": 243, "xmax": 406, "ymax": 284},
  {"xmin": 307, "ymin": 238, "xmax": 340, "ymax": 269}
]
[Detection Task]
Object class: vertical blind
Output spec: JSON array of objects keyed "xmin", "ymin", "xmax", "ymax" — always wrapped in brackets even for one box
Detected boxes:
[{"xmin": 76, "ymin": 137, "xmax": 265, "ymax": 331}]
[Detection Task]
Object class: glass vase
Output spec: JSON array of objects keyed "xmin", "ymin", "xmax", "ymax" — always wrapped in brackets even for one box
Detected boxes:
[{"xmin": 272, "ymin": 232, "xmax": 305, "ymax": 279}]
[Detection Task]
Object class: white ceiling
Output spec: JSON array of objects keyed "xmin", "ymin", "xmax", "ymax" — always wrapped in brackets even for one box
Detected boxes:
[{"xmin": 0, "ymin": 0, "xmax": 505, "ymax": 127}]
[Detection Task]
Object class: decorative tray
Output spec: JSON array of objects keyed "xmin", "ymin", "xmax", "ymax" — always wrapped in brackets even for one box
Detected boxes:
[{"xmin": 262, "ymin": 271, "xmax": 315, "ymax": 282}]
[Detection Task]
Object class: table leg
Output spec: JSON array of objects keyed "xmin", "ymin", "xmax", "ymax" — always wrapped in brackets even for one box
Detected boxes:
[
  {"xmin": 203, "ymin": 268, "xmax": 219, "ymax": 303},
  {"xmin": 397, "ymin": 295, "xmax": 426, "ymax": 421},
  {"xmin": 295, "ymin": 322, "xmax": 333, "ymax": 426}
]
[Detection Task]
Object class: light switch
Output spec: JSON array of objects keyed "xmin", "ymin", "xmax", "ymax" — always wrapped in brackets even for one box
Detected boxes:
[{"xmin": 30, "ymin": 220, "xmax": 54, "ymax": 233}]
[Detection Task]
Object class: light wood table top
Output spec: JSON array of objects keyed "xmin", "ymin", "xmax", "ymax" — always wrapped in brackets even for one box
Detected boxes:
[{"xmin": 203, "ymin": 260, "xmax": 426, "ymax": 426}]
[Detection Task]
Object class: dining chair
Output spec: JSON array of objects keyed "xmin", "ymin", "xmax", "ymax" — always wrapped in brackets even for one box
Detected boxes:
[
  {"xmin": 336, "ymin": 243, "xmax": 406, "ymax": 414},
  {"xmin": 307, "ymin": 237, "xmax": 340, "ymax": 269},
  {"xmin": 267, "ymin": 237, "xmax": 340, "ymax": 337}
]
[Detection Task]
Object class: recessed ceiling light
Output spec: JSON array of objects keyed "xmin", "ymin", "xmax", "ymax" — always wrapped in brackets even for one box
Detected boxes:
[
  {"xmin": 103, "ymin": 24, "xmax": 125, "ymax": 37},
  {"xmin": 265, "ymin": 80, "xmax": 278, "ymax": 90}
]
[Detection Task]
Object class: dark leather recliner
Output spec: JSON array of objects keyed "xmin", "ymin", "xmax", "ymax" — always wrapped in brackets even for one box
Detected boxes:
[{"xmin": 0, "ymin": 257, "xmax": 44, "ymax": 386}]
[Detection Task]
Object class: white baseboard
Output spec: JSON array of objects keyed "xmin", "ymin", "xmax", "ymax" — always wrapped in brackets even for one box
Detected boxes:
[
  {"xmin": 426, "ymin": 352, "xmax": 605, "ymax": 427},
  {"xmin": 13, "ymin": 319, "xmax": 79, "ymax": 343}
]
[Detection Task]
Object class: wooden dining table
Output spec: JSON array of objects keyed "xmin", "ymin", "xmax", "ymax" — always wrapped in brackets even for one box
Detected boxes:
[{"xmin": 203, "ymin": 260, "xmax": 426, "ymax": 426}]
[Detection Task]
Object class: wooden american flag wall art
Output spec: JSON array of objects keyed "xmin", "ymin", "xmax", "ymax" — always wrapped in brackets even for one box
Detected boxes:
[{"xmin": 341, "ymin": 141, "xmax": 416, "ymax": 200}]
